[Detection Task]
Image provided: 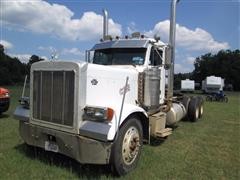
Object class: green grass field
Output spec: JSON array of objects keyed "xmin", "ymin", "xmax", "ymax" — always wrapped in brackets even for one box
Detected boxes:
[{"xmin": 0, "ymin": 86, "xmax": 239, "ymax": 179}]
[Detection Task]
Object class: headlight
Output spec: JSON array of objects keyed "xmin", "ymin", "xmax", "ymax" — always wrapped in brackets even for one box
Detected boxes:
[
  {"xmin": 0, "ymin": 92, "xmax": 9, "ymax": 98},
  {"xmin": 5, "ymin": 92, "xmax": 9, "ymax": 98},
  {"xmin": 83, "ymin": 106, "xmax": 114, "ymax": 122}
]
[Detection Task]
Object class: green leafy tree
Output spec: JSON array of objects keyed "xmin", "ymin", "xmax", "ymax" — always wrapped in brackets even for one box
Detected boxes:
[
  {"xmin": 26, "ymin": 55, "xmax": 44, "ymax": 76},
  {"xmin": 0, "ymin": 44, "xmax": 44, "ymax": 85},
  {"xmin": 174, "ymin": 72, "xmax": 192, "ymax": 90},
  {"xmin": 0, "ymin": 44, "xmax": 25, "ymax": 85}
]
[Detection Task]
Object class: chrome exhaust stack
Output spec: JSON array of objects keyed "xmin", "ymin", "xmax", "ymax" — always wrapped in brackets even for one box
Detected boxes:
[
  {"xmin": 102, "ymin": 9, "xmax": 108, "ymax": 40},
  {"xmin": 167, "ymin": 0, "xmax": 180, "ymax": 100},
  {"xmin": 165, "ymin": 0, "xmax": 187, "ymax": 125}
]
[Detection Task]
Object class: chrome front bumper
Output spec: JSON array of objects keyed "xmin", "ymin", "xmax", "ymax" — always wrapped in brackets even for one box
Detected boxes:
[{"xmin": 19, "ymin": 121, "xmax": 112, "ymax": 164}]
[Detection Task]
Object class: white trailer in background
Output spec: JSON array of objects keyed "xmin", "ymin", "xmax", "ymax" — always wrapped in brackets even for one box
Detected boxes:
[
  {"xmin": 181, "ymin": 79, "xmax": 195, "ymax": 92},
  {"xmin": 202, "ymin": 76, "xmax": 224, "ymax": 93}
]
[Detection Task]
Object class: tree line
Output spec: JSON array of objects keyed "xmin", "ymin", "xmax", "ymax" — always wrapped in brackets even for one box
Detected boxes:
[
  {"xmin": 175, "ymin": 49, "xmax": 240, "ymax": 91},
  {"xmin": 0, "ymin": 44, "xmax": 44, "ymax": 85},
  {"xmin": 0, "ymin": 43, "xmax": 240, "ymax": 90}
]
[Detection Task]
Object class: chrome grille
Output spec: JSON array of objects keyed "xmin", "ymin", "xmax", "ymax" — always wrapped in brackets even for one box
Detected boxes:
[{"xmin": 32, "ymin": 71, "xmax": 75, "ymax": 126}]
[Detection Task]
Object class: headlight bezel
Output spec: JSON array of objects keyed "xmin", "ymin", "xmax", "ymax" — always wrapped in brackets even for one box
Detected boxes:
[{"xmin": 83, "ymin": 106, "xmax": 114, "ymax": 122}]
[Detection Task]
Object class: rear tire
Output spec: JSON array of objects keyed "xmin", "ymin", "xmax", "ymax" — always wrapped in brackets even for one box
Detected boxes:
[
  {"xmin": 181, "ymin": 96, "xmax": 191, "ymax": 121},
  {"xmin": 188, "ymin": 97, "xmax": 200, "ymax": 122},
  {"xmin": 182, "ymin": 96, "xmax": 191, "ymax": 112},
  {"xmin": 111, "ymin": 117, "xmax": 143, "ymax": 176},
  {"xmin": 197, "ymin": 96, "xmax": 204, "ymax": 118}
]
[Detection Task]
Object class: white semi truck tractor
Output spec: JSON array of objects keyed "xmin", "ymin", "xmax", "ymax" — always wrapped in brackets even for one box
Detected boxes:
[{"xmin": 14, "ymin": 0, "xmax": 204, "ymax": 175}]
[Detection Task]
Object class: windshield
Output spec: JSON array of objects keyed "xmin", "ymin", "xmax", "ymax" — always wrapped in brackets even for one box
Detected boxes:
[{"xmin": 92, "ymin": 48, "xmax": 146, "ymax": 65}]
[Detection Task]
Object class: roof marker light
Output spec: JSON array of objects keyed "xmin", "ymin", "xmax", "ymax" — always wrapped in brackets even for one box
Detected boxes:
[{"xmin": 131, "ymin": 32, "xmax": 141, "ymax": 38}]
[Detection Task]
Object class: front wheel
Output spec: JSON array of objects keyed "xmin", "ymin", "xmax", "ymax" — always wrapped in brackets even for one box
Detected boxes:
[{"xmin": 111, "ymin": 117, "xmax": 143, "ymax": 176}]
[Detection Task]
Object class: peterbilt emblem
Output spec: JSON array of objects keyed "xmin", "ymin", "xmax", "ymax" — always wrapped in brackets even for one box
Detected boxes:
[
  {"xmin": 91, "ymin": 79, "xmax": 98, "ymax": 85},
  {"xmin": 119, "ymin": 84, "xmax": 130, "ymax": 95}
]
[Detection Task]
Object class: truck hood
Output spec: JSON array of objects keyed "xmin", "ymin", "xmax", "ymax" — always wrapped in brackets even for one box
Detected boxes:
[{"xmin": 85, "ymin": 63, "xmax": 139, "ymax": 110}]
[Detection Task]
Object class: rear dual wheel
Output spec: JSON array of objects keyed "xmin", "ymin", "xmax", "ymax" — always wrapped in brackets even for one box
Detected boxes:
[
  {"xmin": 197, "ymin": 96, "xmax": 204, "ymax": 118},
  {"xmin": 182, "ymin": 96, "xmax": 191, "ymax": 113},
  {"xmin": 188, "ymin": 96, "xmax": 204, "ymax": 122}
]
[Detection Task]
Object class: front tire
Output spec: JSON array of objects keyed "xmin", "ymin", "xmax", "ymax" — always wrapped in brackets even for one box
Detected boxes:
[{"xmin": 111, "ymin": 117, "xmax": 143, "ymax": 176}]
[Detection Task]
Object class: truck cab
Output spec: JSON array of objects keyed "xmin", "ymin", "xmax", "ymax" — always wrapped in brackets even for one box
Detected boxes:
[{"xmin": 88, "ymin": 37, "xmax": 167, "ymax": 104}]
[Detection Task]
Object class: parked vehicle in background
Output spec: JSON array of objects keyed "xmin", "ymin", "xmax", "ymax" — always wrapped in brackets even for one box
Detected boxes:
[
  {"xmin": 0, "ymin": 87, "xmax": 10, "ymax": 115},
  {"xmin": 224, "ymin": 84, "xmax": 233, "ymax": 91},
  {"xmin": 205, "ymin": 91, "xmax": 228, "ymax": 103},
  {"xmin": 202, "ymin": 76, "xmax": 224, "ymax": 94},
  {"xmin": 181, "ymin": 79, "xmax": 195, "ymax": 92}
]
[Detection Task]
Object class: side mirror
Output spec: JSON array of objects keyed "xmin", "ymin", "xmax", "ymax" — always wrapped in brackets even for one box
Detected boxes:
[
  {"xmin": 85, "ymin": 50, "xmax": 90, "ymax": 62},
  {"xmin": 85, "ymin": 50, "xmax": 95, "ymax": 63}
]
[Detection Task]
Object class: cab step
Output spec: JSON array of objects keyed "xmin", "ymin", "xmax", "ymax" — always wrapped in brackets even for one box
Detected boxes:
[{"xmin": 155, "ymin": 128, "xmax": 172, "ymax": 138}]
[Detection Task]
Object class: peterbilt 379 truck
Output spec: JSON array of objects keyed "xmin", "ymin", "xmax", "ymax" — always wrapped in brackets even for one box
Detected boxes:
[{"xmin": 14, "ymin": 0, "xmax": 204, "ymax": 175}]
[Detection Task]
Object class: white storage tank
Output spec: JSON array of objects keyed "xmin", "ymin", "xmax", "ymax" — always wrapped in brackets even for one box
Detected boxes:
[{"xmin": 181, "ymin": 79, "xmax": 195, "ymax": 92}]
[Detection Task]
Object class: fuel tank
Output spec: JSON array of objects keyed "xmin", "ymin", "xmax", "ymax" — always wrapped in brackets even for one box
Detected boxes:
[
  {"xmin": 166, "ymin": 102, "xmax": 186, "ymax": 125},
  {"xmin": 143, "ymin": 67, "xmax": 161, "ymax": 109}
]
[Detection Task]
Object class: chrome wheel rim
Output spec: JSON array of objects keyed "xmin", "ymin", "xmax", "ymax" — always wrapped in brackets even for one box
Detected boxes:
[
  {"xmin": 200, "ymin": 105, "xmax": 203, "ymax": 116},
  {"xmin": 122, "ymin": 126, "xmax": 140, "ymax": 165},
  {"xmin": 195, "ymin": 107, "xmax": 199, "ymax": 119}
]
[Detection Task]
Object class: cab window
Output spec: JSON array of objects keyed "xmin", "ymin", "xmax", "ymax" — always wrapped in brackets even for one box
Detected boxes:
[
  {"xmin": 92, "ymin": 48, "xmax": 146, "ymax": 65},
  {"xmin": 149, "ymin": 47, "xmax": 163, "ymax": 66}
]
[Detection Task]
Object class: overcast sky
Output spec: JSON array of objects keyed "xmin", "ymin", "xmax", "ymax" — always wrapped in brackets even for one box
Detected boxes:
[{"xmin": 0, "ymin": 0, "xmax": 239, "ymax": 73}]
